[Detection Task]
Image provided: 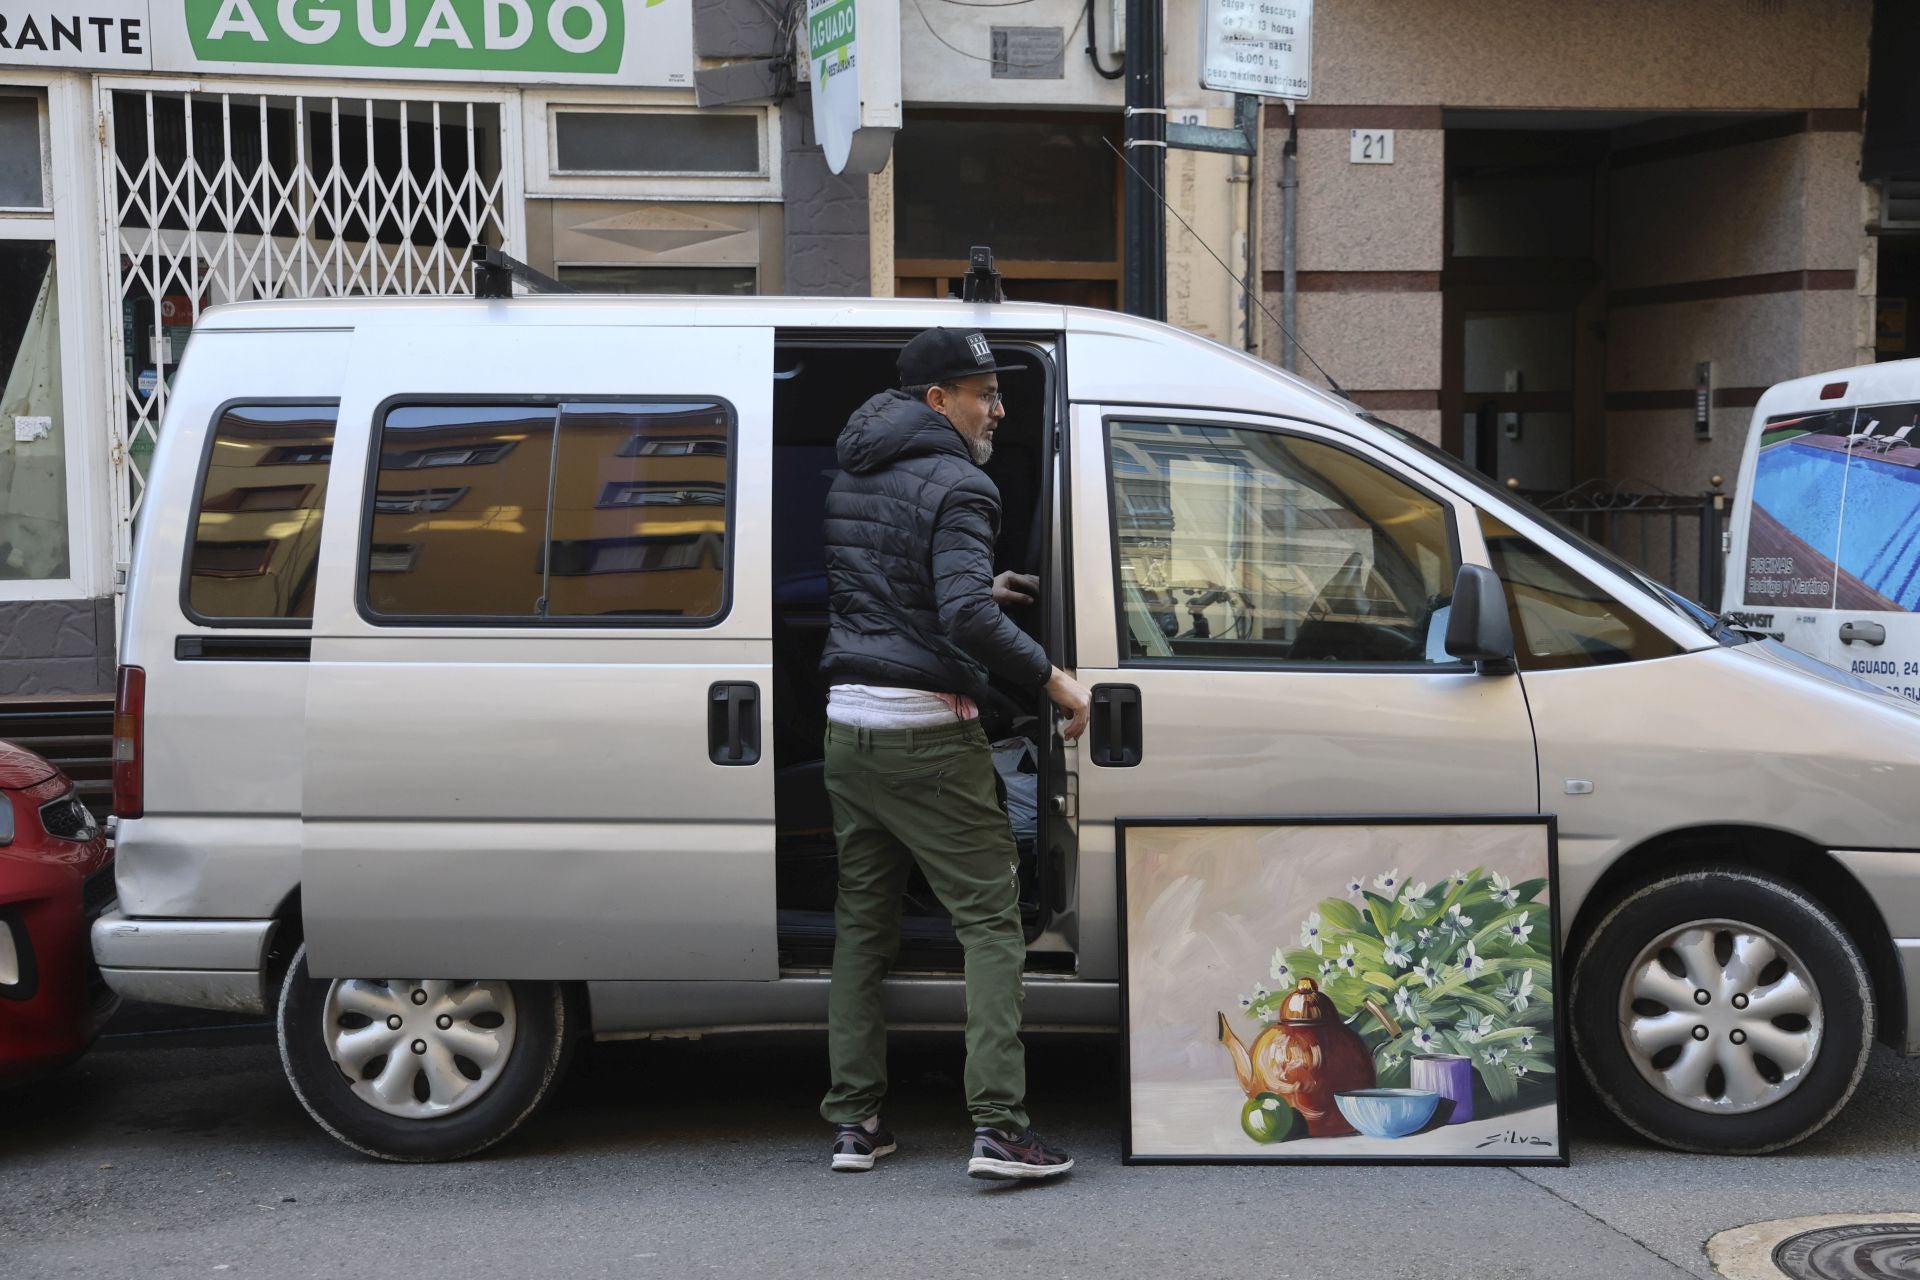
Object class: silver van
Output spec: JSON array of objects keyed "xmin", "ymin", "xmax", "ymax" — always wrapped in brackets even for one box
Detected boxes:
[{"xmin": 96, "ymin": 295, "xmax": 1920, "ymax": 1160}]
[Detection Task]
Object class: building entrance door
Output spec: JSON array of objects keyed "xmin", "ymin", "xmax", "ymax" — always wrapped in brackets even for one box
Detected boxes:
[{"xmin": 1441, "ymin": 127, "xmax": 1606, "ymax": 498}]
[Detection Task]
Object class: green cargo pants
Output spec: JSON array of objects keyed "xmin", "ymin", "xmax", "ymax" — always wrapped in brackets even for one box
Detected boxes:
[{"xmin": 818, "ymin": 718, "xmax": 1029, "ymax": 1133}]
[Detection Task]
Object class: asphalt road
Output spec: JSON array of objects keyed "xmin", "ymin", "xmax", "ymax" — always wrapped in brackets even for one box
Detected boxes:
[{"xmin": 4, "ymin": 1018, "xmax": 1919, "ymax": 1280}]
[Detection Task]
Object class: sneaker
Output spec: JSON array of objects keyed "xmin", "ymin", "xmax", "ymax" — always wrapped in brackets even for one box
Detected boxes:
[
  {"xmin": 967, "ymin": 1126, "xmax": 1074, "ymax": 1180},
  {"xmin": 830, "ymin": 1119, "xmax": 896, "ymax": 1172}
]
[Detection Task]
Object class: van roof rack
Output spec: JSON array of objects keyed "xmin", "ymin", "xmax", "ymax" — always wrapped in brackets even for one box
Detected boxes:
[
  {"xmin": 960, "ymin": 245, "xmax": 1004, "ymax": 303},
  {"xmin": 474, "ymin": 248, "xmax": 573, "ymax": 299}
]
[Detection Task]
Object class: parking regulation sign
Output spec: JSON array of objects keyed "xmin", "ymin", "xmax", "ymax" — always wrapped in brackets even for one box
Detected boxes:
[{"xmin": 1200, "ymin": 0, "xmax": 1312, "ymax": 100}]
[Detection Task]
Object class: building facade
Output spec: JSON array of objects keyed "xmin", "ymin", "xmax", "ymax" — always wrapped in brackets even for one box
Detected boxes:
[{"xmin": 0, "ymin": 0, "xmax": 1898, "ymax": 692}]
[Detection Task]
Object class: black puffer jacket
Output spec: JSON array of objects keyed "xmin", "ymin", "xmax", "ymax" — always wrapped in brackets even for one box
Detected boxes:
[{"xmin": 820, "ymin": 389, "xmax": 1052, "ymax": 696}]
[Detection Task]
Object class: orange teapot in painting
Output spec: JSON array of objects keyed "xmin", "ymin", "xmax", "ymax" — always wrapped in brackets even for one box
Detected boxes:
[{"xmin": 1217, "ymin": 977, "xmax": 1400, "ymax": 1138}]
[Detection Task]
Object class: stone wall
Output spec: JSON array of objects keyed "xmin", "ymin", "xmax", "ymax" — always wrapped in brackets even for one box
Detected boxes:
[
  {"xmin": 0, "ymin": 597, "xmax": 115, "ymax": 695},
  {"xmin": 781, "ymin": 98, "xmax": 871, "ymax": 297}
]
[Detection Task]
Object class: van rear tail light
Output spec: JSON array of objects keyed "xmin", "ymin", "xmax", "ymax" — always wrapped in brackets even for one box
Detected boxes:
[
  {"xmin": 1820, "ymin": 382, "xmax": 1848, "ymax": 400},
  {"xmin": 112, "ymin": 665, "xmax": 146, "ymax": 820}
]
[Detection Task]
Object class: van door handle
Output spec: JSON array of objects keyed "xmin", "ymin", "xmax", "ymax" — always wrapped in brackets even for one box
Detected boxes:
[
  {"xmin": 708, "ymin": 682, "xmax": 761, "ymax": 765},
  {"xmin": 1089, "ymin": 684, "xmax": 1142, "ymax": 767},
  {"xmin": 1840, "ymin": 620, "xmax": 1887, "ymax": 646}
]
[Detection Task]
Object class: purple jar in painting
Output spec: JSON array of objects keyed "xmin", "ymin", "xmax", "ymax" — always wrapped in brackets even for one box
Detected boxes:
[{"xmin": 1411, "ymin": 1053, "xmax": 1475, "ymax": 1125}]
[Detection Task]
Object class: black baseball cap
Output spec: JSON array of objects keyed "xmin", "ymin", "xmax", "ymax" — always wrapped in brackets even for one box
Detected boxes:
[{"xmin": 897, "ymin": 327, "xmax": 1024, "ymax": 387}]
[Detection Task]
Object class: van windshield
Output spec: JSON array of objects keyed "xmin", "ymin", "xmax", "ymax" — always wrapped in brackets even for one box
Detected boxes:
[{"xmin": 1357, "ymin": 412, "xmax": 1711, "ymax": 631}]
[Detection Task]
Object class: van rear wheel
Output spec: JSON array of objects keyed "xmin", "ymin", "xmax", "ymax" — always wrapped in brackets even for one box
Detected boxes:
[
  {"xmin": 276, "ymin": 944, "xmax": 573, "ymax": 1161},
  {"xmin": 1570, "ymin": 867, "xmax": 1873, "ymax": 1154}
]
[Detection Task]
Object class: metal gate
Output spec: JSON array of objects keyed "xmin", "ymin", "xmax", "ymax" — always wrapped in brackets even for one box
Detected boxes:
[
  {"xmin": 98, "ymin": 81, "xmax": 521, "ymax": 563},
  {"xmin": 1533, "ymin": 481, "xmax": 1732, "ymax": 606}
]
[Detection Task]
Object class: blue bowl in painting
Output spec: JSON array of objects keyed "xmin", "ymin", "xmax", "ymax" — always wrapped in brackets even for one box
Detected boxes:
[{"xmin": 1335, "ymin": 1088, "xmax": 1442, "ymax": 1139}]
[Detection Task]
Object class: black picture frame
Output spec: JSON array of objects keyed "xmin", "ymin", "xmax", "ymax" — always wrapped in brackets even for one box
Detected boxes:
[{"xmin": 1116, "ymin": 813, "xmax": 1569, "ymax": 1168}]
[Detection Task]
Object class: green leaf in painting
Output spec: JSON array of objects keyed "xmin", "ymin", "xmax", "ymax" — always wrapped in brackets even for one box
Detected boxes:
[{"xmin": 1318, "ymin": 898, "xmax": 1366, "ymax": 933}]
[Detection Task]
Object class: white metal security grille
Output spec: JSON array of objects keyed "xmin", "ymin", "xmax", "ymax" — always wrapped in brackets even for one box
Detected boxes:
[{"xmin": 100, "ymin": 84, "xmax": 518, "ymax": 546}]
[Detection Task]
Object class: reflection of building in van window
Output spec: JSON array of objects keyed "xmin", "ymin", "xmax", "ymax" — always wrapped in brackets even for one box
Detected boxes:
[
  {"xmin": 1744, "ymin": 403, "xmax": 1920, "ymax": 611},
  {"xmin": 1108, "ymin": 421, "xmax": 1453, "ymax": 665},
  {"xmin": 366, "ymin": 405, "xmax": 556, "ymax": 618},
  {"xmin": 364, "ymin": 401, "xmax": 730, "ymax": 621},
  {"xmin": 187, "ymin": 405, "xmax": 338, "ymax": 621},
  {"xmin": 1480, "ymin": 513, "xmax": 1680, "ymax": 671},
  {"xmin": 547, "ymin": 403, "xmax": 729, "ymax": 619}
]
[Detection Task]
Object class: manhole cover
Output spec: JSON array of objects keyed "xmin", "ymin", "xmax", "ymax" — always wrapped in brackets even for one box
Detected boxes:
[
  {"xmin": 1709, "ymin": 1214, "xmax": 1920, "ymax": 1280},
  {"xmin": 1773, "ymin": 1223, "xmax": 1920, "ymax": 1280}
]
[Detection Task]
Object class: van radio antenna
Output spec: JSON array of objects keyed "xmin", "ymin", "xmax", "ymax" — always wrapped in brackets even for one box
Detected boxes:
[{"xmin": 1101, "ymin": 137, "xmax": 1346, "ymax": 397}]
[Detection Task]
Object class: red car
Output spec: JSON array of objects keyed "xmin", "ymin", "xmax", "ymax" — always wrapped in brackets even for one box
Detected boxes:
[{"xmin": 1, "ymin": 739, "xmax": 117, "ymax": 1084}]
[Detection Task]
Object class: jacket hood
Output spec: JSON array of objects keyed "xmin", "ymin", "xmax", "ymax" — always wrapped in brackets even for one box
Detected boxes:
[{"xmin": 837, "ymin": 389, "xmax": 972, "ymax": 475}]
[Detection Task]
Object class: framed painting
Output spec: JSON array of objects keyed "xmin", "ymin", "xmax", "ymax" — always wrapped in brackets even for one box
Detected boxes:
[{"xmin": 1118, "ymin": 815, "xmax": 1567, "ymax": 1166}]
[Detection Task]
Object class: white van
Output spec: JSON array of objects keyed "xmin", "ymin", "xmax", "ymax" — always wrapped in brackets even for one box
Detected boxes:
[
  {"xmin": 95, "ymin": 294, "xmax": 1920, "ymax": 1161},
  {"xmin": 1724, "ymin": 358, "xmax": 1920, "ymax": 700}
]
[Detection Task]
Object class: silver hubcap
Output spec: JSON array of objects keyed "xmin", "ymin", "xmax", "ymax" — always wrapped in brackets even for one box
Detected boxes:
[
  {"xmin": 1618, "ymin": 919, "xmax": 1822, "ymax": 1115},
  {"xmin": 321, "ymin": 979, "xmax": 517, "ymax": 1119}
]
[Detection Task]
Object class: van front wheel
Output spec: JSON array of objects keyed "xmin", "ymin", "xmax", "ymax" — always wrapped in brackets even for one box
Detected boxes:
[
  {"xmin": 1571, "ymin": 868, "xmax": 1873, "ymax": 1154},
  {"xmin": 276, "ymin": 944, "xmax": 574, "ymax": 1161}
]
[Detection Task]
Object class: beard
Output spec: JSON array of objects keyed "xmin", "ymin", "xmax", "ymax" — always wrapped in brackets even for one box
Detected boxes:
[{"xmin": 968, "ymin": 434, "xmax": 994, "ymax": 466}]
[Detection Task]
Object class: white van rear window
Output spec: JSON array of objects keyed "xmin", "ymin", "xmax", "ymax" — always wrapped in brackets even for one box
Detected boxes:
[
  {"xmin": 1743, "ymin": 404, "xmax": 1920, "ymax": 611},
  {"xmin": 185, "ymin": 403, "xmax": 337, "ymax": 623}
]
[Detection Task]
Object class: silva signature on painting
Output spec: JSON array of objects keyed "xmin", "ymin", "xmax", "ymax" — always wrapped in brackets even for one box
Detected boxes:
[{"xmin": 1119, "ymin": 817, "xmax": 1567, "ymax": 1166}]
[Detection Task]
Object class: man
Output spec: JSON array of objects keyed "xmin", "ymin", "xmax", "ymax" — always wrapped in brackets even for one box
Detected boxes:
[{"xmin": 818, "ymin": 327, "xmax": 1092, "ymax": 1181}]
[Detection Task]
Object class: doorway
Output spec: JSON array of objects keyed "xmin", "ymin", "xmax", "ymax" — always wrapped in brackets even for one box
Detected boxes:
[{"xmin": 1441, "ymin": 126, "xmax": 1607, "ymax": 496}]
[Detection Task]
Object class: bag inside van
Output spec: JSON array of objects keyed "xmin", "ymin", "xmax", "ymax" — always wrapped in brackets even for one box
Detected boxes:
[{"xmin": 768, "ymin": 339, "xmax": 1064, "ymax": 971}]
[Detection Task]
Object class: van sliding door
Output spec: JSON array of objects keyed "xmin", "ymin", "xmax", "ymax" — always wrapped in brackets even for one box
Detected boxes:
[{"xmin": 299, "ymin": 323, "xmax": 777, "ymax": 981}]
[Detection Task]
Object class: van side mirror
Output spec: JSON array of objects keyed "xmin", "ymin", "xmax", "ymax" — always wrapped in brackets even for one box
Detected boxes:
[{"xmin": 1445, "ymin": 564, "xmax": 1516, "ymax": 675}]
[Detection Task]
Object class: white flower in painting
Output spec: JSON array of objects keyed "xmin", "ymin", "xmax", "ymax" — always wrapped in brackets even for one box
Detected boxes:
[
  {"xmin": 1411, "ymin": 1024, "xmax": 1439, "ymax": 1052},
  {"xmin": 1505, "ymin": 969, "xmax": 1534, "ymax": 1013},
  {"xmin": 1401, "ymin": 882, "xmax": 1435, "ymax": 914},
  {"xmin": 1444, "ymin": 904, "xmax": 1475, "ymax": 937},
  {"xmin": 1335, "ymin": 943, "xmax": 1359, "ymax": 977},
  {"xmin": 1373, "ymin": 868, "xmax": 1403, "ymax": 898},
  {"xmin": 1415, "ymin": 927, "xmax": 1434, "ymax": 946},
  {"xmin": 1270, "ymin": 948, "xmax": 1293, "ymax": 984},
  {"xmin": 1414, "ymin": 956, "xmax": 1442, "ymax": 988},
  {"xmin": 1502, "ymin": 917, "xmax": 1534, "ymax": 947},
  {"xmin": 1380, "ymin": 1053, "xmax": 1404, "ymax": 1070},
  {"xmin": 1449, "ymin": 869, "xmax": 1471, "ymax": 891},
  {"xmin": 1344, "ymin": 876, "xmax": 1365, "ymax": 900},
  {"xmin": 1481, "ymin": 1047, "xmax": 1508, "ymax": 1066},
  {"xmin": 1393, "ymin": 985, "xmax": 1417, "ymax": 1020},
  {"xmin": 1456, "ymin": 1013, "xmax": 1496, "ymax": 1044},
  {"xmin": 1456, "ymin": 941, "xmax": 1486, "ymax": 979},
  {"xmin": 1381, "ymin": 932, "xmax": 1412, "ymax": 968},
  {"xmin": 1239, "ymin": 992, "xmax": 1255, "ymax": 1010},
  {"xmin": 1318, "ymin": 958, "xmax": 1334, "ymax": 977},
  {"xmin": 1511, "ymin": 1062, "xmax": 1530, "ymax": 1078},
  {"xmin": 1299, "ymin": 912, "xmax": 1326, "ymax": 955},
  {"xmin": 1253, "ymin": 985, "xmax": 1269, "ymax": 1004},
  {"xmin": 1488, "ymin": 872, "xmax": 1520, "ymax": 909},
  {"xmin": 1518, "ymin": 1032, "xmax": 1536, "ymax": 1053}
]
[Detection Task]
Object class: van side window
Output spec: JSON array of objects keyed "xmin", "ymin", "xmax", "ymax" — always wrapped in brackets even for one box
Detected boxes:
[
  {"xmin": 186, "ymin": 403, "xmax": 338, "ymax": 622},
  {"xmin": 1479, "ymin": 513, "xmax": 1681, "ymax": 670},
  {"xmin": 362, "ymin": 400, "xmax": 731, "ymax": 624},
  {"xmin": 1109, "ymin": 420, "xmax": 1457, "ymax": 666}
]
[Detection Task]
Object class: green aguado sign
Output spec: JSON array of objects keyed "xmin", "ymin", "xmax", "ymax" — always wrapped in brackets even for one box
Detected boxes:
[
  {"xmin": 183, "ymin": 0, "xmax": 665, "ymax": 73},
  {"xmin": 806, "ymin": 0, "xmax": 852, "ymax": 60}
]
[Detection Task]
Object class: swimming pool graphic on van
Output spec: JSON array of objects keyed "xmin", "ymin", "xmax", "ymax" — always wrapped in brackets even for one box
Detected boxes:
[{"xmin": 1745, "ymin": 438, "xmax": 1915, "ymax": 612}]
